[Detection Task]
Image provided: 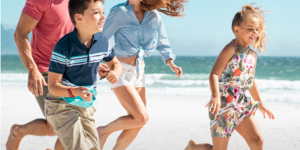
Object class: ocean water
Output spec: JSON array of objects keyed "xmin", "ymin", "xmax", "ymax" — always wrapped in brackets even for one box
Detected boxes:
[{"xmin": 2, "ymin": 55, "xmax": 300, "ymax": 102}]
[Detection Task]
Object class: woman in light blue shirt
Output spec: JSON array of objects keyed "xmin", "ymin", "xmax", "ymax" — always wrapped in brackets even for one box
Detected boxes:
[{"xmin": 98, "ymin": 0, "xmax": 187, "ymax": 149}]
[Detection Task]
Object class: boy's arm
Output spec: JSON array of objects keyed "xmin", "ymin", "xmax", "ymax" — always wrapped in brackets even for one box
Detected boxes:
[
  {"xmin": 48, "ymin": 72, "xmax": 92, "ymax": 101},
  {"xmin": 248, "ymin": 53, "xmax": 275, "ymax": 119}
]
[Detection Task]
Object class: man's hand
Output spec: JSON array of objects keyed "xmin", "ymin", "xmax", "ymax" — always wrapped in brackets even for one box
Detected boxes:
[
  {"xmin": 72, "ymin": 86, "xmax": 92, "ymax": 102},
  {"xmin": 28, "ymin": 69, "xmax": 47, "ymax": 96}
]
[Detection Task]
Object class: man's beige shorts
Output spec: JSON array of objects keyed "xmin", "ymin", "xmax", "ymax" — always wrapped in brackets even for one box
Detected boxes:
[{"xmin": 45, "ymin": 93, "xmax": 100, "ymax": 150}]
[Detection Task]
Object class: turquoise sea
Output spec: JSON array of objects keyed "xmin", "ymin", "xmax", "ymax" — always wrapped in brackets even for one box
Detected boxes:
[{"xmin": 2, "ymin": 55, "xmax": 300, "ymax": 102}]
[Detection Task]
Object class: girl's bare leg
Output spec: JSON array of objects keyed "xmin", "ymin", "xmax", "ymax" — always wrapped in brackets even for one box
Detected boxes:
[
  {"xmin": 236, "ymin": 114, "xmax": 263, "ymax": 150},
  {"xmin": 97, "ymin": 85, "xmax": 149, "ymax": 150},
  {"xmin": 185, "ymin": 140, "xmax": 213, "ymax": 150},
  {"xmin": 185, "ymin": 137, "xmax": 228, "ymax": 150}
]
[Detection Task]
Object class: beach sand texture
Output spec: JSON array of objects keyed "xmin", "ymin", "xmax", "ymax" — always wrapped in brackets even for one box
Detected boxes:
[{"xmin": 1, "ymin": 85, "xmax": 300, "ymax": 150}]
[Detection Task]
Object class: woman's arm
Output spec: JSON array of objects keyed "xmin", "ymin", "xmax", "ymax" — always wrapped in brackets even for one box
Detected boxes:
[
  {"xmin": 156, "ymin": 19, "xmax": 175, "ymax": 64},
  {"xmin": 48, "ymin": 72, "xmax": 93, "ymax": 102},
  {"xmin": 206, "ymin": 44, "xmax": 236, "ymax": 115},
  {"xmin": 102, "ymin": 7, "xmax": 120, "ymax": 40},
  {"xmin": 156, "ymin": 19, "xmax": 182, "ymax": 77}
]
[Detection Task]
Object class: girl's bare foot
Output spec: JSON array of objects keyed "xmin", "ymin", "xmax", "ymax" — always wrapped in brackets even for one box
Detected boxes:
[{"xmin": 185, "ymin": 140, "xmax": 197, "ymax": 150}]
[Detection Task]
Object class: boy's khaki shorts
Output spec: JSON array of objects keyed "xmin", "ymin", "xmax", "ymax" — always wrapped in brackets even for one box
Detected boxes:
[{"xmin": 45, "ymin": 93, "xmax": 100, "ymax": 150}]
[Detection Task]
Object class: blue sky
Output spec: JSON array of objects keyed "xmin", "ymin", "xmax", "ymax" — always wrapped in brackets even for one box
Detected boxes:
[{"xmin": 1, "ymin": 0, "xmax": 300, "ymax": 56}]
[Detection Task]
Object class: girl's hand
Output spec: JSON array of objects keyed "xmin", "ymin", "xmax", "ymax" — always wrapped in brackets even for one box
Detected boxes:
[
  {"xmin": 105, "ymin": 71, "xmax": 119, "ymax": 84},
  {"xmin": 72, "ymin": 86, "xmax": 93, "ymax": 102},
  {"xmin": 205, "ymin": 96, "xmax": 221, "ymax": 115},
  {"xmin": 98, "ymin": 63, "xmax": 109, "ymax": 77},
  {"xmin": 258, "ymin": 103, "xmax": 275, "ymax": 119}
]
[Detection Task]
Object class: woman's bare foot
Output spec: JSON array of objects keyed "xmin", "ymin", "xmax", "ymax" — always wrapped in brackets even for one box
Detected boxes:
[
  {"xmin": 6, "ymin": 124, "xmax": 25, "ymax": 150},
  {"xmin": 97, "ymin": 126, "xmax": 110, "ymax": 150}
]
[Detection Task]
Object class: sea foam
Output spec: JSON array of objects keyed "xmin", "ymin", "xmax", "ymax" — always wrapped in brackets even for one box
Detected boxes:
[{"xmin": 2, "ymin": 73, "xmax": 300, "ymax": 102}]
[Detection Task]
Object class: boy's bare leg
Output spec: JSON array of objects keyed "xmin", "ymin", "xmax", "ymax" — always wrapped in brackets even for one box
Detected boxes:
[
  {"xmin": 6, "ymin": 119, "xmax": 62, "ymax": 150},
  {"xmin": 98, "ymin": 86, "xmax": 149, "ymax": 150}
]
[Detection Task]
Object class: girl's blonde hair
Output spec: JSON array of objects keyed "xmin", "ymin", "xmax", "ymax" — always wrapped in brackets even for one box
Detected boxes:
[
  {"xmin": 232, "ymin": 4, "xmax": 268, "ymax": 54},
  {"xmin": 140, "ymin": 0, "xmax": 188, "ymax": 17}
]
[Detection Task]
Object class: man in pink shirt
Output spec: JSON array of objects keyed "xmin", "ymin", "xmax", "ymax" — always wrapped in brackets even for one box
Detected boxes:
[{"xmin": 6, "ymin": 0, "xmax": 73, "ymax": 149}]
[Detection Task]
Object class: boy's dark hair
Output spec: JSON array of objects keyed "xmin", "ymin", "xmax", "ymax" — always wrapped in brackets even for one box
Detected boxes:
[{"xmin": 69, "ymin": 0, "xmax": 104, "ymax": 25}]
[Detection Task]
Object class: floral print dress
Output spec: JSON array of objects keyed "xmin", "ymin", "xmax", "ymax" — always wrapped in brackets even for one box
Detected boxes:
[{"xmin": 209, "ymin": 40, "xmax": 260, "ymax": 138}]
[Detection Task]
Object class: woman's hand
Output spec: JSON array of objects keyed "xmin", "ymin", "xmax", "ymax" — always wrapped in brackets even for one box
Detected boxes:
[
  {"xmin": 72, "ymin": 86, "xmax": 92, "ymax": 102},
  {"xmin": 167, "ymin": 59, "xmax": 182, "ymax": 77},
  {"xmin": 258, "ymin": 103, "xmax": 275, "ymax": 119},
  {"xmin": 205, "ymin": 96, "xmax": 221, "ymax": 115}
]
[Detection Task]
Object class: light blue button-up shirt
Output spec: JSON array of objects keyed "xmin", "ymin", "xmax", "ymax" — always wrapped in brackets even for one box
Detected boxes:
[{"xmin": 102, "ymin": 1, "xmax": 176, "ymax": 75}]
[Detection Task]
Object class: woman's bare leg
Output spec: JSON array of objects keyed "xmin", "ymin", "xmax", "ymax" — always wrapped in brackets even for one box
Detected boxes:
[
  {"xmin": 236, "ymin": 114, "xmax": 263, "ymax": 150},
  {"xmin": 97, "ymin": 85, "xmax": 149, "ymax": 150},
  {"xmin": 112, "ymin": 87, "xmax": 147, "ymax": 150}
]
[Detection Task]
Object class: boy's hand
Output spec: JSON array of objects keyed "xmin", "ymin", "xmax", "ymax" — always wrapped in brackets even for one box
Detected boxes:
[
  {"xmin": 105, "ymin": 71, "xmax": 119, "ymax": 84},
  {"xmin": 98, "ymin": 63, "xmax": 109, "ymax": 77},
  {"xmin": 72, "ymin": 86, "xmax": 92, "ymax": 102},
  {"xmin": 205, "ymin": 96, "xmax": 221, "ymax": 115},
  {"xmin": 258, "ymin": 103, "xmax": 275, "ymax": 119}
]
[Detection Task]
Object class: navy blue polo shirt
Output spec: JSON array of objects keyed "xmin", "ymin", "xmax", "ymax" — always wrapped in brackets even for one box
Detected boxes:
[{"xmin": 49, "ymin": 29, "xmax": 115, "ymax": 108}]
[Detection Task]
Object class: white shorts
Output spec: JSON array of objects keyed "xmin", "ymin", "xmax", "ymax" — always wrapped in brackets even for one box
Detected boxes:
[{"xmin": 110, "ymin": 62, "xmax": 146, "ymax": 89}]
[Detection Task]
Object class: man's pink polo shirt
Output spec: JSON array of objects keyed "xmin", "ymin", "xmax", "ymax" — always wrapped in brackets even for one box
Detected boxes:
[{"xmin": 23, "ymin": 0, "xmax": 74, "ymax": 73}]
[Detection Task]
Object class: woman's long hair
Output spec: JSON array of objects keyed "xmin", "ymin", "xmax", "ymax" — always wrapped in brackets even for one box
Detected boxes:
[
  {"xmin": 140, "ymin": 0, "xmax": 188, "ymax": 17},
  {"xmin": 232, "ymin": 4, "xmax": 268, "ymax": 54}
]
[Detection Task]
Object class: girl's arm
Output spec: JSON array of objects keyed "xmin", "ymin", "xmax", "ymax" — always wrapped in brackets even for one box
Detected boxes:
[
  {"xmin": 48, "ymin": 72, "xmax": 92, "ymax": 102},
  {"xmin": 156, "ymin": 19, "xmax": 182, "ymax": 77},
  {"xmin": 205, "ymin": 43, "xmax": 236, "ymax": 115},
  {"xmin": 248, "ymin": 52, "xmax": 275, "ymax": 119}
]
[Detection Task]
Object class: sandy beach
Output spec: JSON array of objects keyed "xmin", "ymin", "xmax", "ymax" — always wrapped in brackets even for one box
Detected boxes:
[{"xmin": 1, "ymin": 84, "xmax": 300, "ymax": 150}]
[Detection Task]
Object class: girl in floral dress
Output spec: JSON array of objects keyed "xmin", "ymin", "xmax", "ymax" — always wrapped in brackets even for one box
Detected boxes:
[{"xmin": 185, "ymin": 4, "xmax": 275, "ymax": 150}]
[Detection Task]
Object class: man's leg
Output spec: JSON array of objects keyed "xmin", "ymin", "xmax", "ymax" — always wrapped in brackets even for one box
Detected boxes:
[
  {"xmin": 6, "ymin": 120, "xmax": 56, "ymax": 150},
  {"xmin": 6, "ymin": 73, "xmax": 62, "ymax": 150}
]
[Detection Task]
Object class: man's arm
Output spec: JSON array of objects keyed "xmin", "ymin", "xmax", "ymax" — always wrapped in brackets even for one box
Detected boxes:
[{"xmin": 14, "ymin": 12, "xmax": 47, "ymax": 96}]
